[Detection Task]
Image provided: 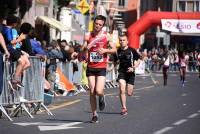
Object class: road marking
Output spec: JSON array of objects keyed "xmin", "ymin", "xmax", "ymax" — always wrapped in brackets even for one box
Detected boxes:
[
  {"xmin": 154, "ymin": 110, "xmax": 200, "ymax": 134},
  {"xmin": 181, "ymin": 93, "xmax": 187, "ymax": 97},
  {"xmin": 38, "ymin": 122, "xmax": 83, "ymax": 131},
  {"xmin": 104, "ymin": 85, "xmax": 154, "ymax": 96},
  {"xmin": 153, "ymin": 127, "xmax": 173, "ymax": 134},
  {"xmin": 14, "ymin": 122, "xmax": 42, "ymax": 126},
  {"xmin": 173, "ymin": 119, "xmax": 187, "ymax": 125},
  {"xmin": 14, "ymin": 122, "xmax": 69, "ymax": 126},
  {"xmin": 39, "ymin": 99, "xmax": 81, "ymax": 113},
  {"xmin": 188, "ymin": 113, "xmax": 199, "ymax": 118},
  {"xmin": 182, "ymin": 104, "xmax": 187, "ymax": 106},
  {"xmin": 14, "ymin": 122, "xmax": 83, "ymax": 131},
  {"xmin": 136, "ymin": 85, "xmax": 154, "ymax": 90}
]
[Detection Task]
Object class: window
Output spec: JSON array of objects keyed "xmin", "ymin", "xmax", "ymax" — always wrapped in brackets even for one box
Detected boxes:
[
  {"xmin": 187, "ymin": 1, "xmax": 194, "ymax": 12},
  {"xmin": 177, "ymin": 1, "xmax": 186, "ymax": 11},
  {"xmin": 196, "ymin": 1, "xmax": 200, "ymax": 11},
  {"xmin": 44, "ymin": 7, "xmax": 48, "ymax": 16}
]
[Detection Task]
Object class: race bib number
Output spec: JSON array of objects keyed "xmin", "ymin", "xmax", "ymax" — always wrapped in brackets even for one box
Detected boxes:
[{"xmin": 90, "ymin": 52, "xmax": 103, "ymax": 62}]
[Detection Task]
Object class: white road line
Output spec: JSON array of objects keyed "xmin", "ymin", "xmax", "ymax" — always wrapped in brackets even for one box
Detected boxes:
[
  {"xmin": 198, "ymin": 110, "xmax": 200, "ymax": 113},
  {"xmin": 173, "ymin": 119, "xmax": 187, "ymax": 126},
  {"xmin": 153, "ymin": 127, "xmax": 173, "ymax": 134},
  {"xmin": 136, "ymin": 85, "xmax": 154, "ymax": 91},
  {"xmin": 188, "ymin": 113, "xmax": 199, "ymax": 119}
]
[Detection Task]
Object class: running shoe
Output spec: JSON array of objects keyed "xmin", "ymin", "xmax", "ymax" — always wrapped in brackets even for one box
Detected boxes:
[
  {"xmin": 182, "ymin": 81, "xmax": 185, "ymax": 87},
  {"xmin": 16, "ymin": 81, "xmax": 24, "ymax": 88},
  {"xmin": 121, "ymin": 108, "xmax": 128, "ymax": 115},
  {"xmin": 99, "ymin": 95, "xmax": 106, "ymax": 111},
  {"xmin": 90, "ymin": 115, "xmax": 99, "ymax": 123},
  {"xmin": 8, "ymin": 80, "xmax": 18, "ymax": 91}
]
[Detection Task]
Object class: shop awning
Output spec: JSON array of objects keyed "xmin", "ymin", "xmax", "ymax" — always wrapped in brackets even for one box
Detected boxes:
[{"xmin": 36, "ymin": 16, "xmax": 71, "ymax": 31}]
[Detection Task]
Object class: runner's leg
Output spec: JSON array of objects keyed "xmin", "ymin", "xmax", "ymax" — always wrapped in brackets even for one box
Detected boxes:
[
  {"xmin": 88, "ymin": 76, "xmax": 97, "ymax": 116},
  {"xmin": 182, "ymin": 67, "xmax": 186, "ymax": 83},
  {"xmin": 127, "ymin": 84, "xmax": 134, "ymax": 96},
  {"xmin": 119, "ymin": 79, "xmax": 127, "ymax": 109},
  {"xmin": 96, "ymin": 76, "xmax": 106, "ymax": 111}
]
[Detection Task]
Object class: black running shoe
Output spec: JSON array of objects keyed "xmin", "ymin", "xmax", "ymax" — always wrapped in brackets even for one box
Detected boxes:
[
  {"xmin": 8, "ymin": 81, "xmax": 17, "ymax": 91},
  {"xmin": 90, "ymin": 115, "xmax": 99, "ymax": 123},
  {"xmin": 99, "ymin": 95, "xmax": 106, "ymax": 111},
  {"xmin": 16, "ymin": 81, "xmax": 24, "ymax": 88}
]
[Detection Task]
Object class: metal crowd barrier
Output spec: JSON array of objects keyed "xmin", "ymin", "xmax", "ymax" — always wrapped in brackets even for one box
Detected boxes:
[
  {"xmin": 105, "ymin": 62, "xmax": 118, "ymax": 89},
  {"xmin": 0, "ymin": 59, "xmax": 13, "ymax": 121},
  {"xmin": 0, "ymin": 56, "xmax": 53, "ymax": 121},
  {"xmin": 55, "ymin": 61, "xmax": 118, "ymax": 93}
]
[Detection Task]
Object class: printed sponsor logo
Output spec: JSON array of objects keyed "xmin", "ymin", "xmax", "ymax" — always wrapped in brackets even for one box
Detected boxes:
[{"xmin": 197, "ymin": 22, "xmax": 200, "ymax": 29}]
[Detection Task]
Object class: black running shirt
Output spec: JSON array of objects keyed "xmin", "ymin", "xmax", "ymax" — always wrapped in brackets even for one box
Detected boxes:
[{"xmin": 114, "ymin": 47, "xmax": 140, "ymax": 73}]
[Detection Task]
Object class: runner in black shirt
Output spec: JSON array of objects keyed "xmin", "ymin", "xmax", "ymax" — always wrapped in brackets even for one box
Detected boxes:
[{"xmin": 114, "ymin": 33, "xmax": 140, "ymax": 115}]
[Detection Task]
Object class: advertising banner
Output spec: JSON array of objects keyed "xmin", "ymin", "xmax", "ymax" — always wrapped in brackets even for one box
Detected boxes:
[{"xmin": 161, "ymin": 19, "xmax": 200, "ymax": 33}]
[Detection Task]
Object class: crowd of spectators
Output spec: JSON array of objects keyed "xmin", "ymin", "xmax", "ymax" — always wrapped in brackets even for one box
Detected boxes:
[
  {"xmin": 0, "ymin": 15, "xmax": 86, "ymax": 96},
  {"xmin": 142, "ymin": 47, "xmax": 200, "ymax": 73},
  {"xmin": 1, "ymin": 15, "xmax": 200, "ymax": 97}
]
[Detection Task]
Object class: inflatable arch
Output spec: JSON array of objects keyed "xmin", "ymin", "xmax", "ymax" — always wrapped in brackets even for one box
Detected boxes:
[{"xmin": 128, "ymin": 11, "xmax": 200, "ymax": 48}]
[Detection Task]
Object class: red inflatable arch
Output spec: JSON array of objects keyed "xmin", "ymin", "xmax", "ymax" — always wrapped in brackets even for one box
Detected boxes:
[{"xmin": 128, "ymin": 11, "xmax": 200, "ymax": 48}]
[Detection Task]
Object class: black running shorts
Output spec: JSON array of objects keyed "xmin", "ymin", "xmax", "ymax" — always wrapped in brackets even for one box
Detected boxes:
[
  {"xmin": 117, "ymin": 72, "xmax": 135, "ymax": 85},
  {"xmin": 86, "ymin": 67, "xmax": 106, "ymax": 76}
]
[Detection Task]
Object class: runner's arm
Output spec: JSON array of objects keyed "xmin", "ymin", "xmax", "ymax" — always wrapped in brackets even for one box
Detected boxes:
[{"xmin": 98, "ymin": 41, "xmax": 117, "ymax": 55}]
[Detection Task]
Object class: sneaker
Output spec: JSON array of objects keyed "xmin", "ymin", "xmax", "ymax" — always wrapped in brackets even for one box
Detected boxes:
[
  {"xmin": 121, "ymin": 108, "xmax": 128, "ymax": 115},
  {"xmin": 90, "ymin": 115, "xmax": 99, "ymax": 123},
  {"xmin": 16, "ymin": 81, "xmax": 24, "ymax": 88},
  {"xmin": 99, "ymin": 95, "xmax": 106, "ymax": 111},
  {"xmin": 8, "ymin": 81, "xmax": 18, "ymax": 91},
  {"xmin": 182, "ymin": 81, "xmax": 185, "ymax": 87}
]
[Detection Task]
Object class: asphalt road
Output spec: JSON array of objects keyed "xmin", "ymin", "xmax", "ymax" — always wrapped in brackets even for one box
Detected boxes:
[{"xmin": 0, "ymin": 72, "xmax": 200, "ymax": 134}]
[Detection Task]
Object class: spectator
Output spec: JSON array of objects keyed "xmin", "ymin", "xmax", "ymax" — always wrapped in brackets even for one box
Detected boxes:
[
  {"xmin": 29, "ymin": 28, "xmax": 46, "ymax": 56},
  {"xmin": 2, "ymin": 15, "xmax": 30, "ymax": 90},
  {"xmin": 20, "ymin": 22, "xmax": 34, "ymax": 56},
  {"xmin": 0, "ymin": 32, "xmax": 10, "ymax": 94},
  {"xmin": 59, "ymin": 40, "xmax": 71, "ymax": 62}
]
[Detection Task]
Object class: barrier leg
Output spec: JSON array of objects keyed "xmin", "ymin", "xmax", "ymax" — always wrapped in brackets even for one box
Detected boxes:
[
  {"xmin": 41, "ymin": 102, "xmax": 54, "ymax": 116},
  {"xmin": 0, "ymin": 105, "xmax": 13, "ymax": 121},
  {"xmin": 33, "ymin": 102, "xmax": 54, "ymax": 116},
  {"xmin": 30, "ymin": 103, "xmax": 42, "ymax": 113},
  {"xmin": 32, "ymin": 102, "xmax": 41, "ymax": 114},
  {"xmin": 10, "ymin": 104, "xmax": 21, "ymax": 117},
  {"xmin": 10, "ymin": 103, "xmax": 34, "ymax": 118},
  {"xmin": 21, "ymin": 103, "xmax": 34, "ymax": 118}
]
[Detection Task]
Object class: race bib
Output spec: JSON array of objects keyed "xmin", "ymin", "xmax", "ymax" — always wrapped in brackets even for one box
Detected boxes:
[{"xmin": 90, "ymin": 52, "xmax": 103, "ymax": 62}]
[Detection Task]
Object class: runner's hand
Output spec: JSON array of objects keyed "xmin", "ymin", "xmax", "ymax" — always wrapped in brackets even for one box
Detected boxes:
[
  {"xmin": 98, "ymin": 48, "xmax": 106, "ymax": 55},
  {"xmin": 127, "ymin": 67, "xmax": 134, "ymax": 73}
]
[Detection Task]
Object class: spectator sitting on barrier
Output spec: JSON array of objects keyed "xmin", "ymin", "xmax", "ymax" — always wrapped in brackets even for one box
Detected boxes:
[
  {"xmin": 20, "ymin": 22, "xmax": 34, "ymax": 56},
  {"xmin": 2, "ymin": 15, "xmax": 30, "ymax": 90}
]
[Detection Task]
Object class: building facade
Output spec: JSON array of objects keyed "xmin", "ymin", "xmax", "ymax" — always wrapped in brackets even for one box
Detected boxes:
[{"xmin": 172, "ymin": 0, "xmax": 200, "ymax": 51}]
